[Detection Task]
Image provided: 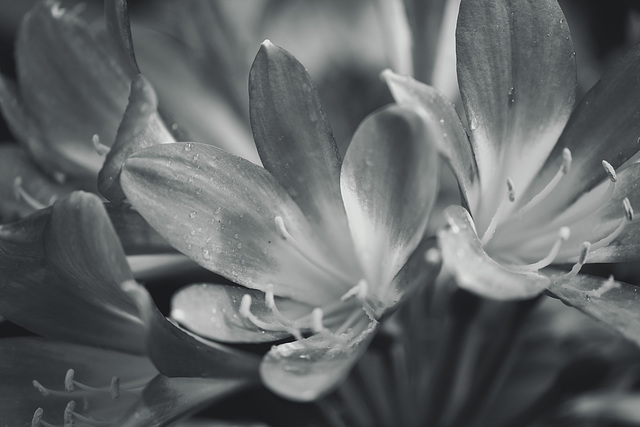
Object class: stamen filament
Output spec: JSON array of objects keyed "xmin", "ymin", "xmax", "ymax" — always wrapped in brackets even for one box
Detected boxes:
[
  {"xmin": 517, "ymin": 148, "xmax": 571, "ymax": 215},
  {"xmin": 520, "ymin": 227, "xmax": 570, "ymax": 271},
  {"xmin": 239, "ymin": 294, "xmax": 303, "ymax": 340},
  {"xmin": 481, "ymin": 178, "xmax": 515, "ymax": 245},
  {"xmin": 14, "ymin": 177, "xmax": 48, "ymax": 210},
  {"xmin": 340, "ymin": 279, "xmax": 368, "ymax": 302},
  {"xmin": 274, "ymin": 216, "xmax": 354, "ymax": 286},
  {"xmin": 589, "ymin": 198, "xmax": 632, "ymax": 251},
  {"xmin": 565, "ymin": 241, "xmax": 591, "ymax": 277},
  {"xmin": 264, "ymin": 284, "xmax": 300, "ymax": 330}
]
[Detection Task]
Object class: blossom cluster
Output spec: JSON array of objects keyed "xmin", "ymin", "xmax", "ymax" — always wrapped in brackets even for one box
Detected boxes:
[{"xmin": 1, "ymin": 0, "xmax": 640, "ymax": 426}]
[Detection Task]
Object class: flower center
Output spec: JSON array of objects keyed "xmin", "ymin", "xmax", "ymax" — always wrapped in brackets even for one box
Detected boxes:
[
  {"xmin": 30, "ymin": 368, "xmax": 148, "ymax": 427},
  {"xmin": 479, "ymin": 151, "xmax": 634, "ymax": 275}
]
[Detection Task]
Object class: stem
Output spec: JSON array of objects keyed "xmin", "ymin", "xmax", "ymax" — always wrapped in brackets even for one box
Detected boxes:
[
  {"xmin": 421, "ymin": 289, "xmax": 481, "ymax": 427},
  {"xmin": 447, "ymin": 295, "xmax": 541, "ymax": 427}
]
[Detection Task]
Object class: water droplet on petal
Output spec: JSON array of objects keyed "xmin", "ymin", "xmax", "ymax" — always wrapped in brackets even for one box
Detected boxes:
[
  {"xmin": 189, "ymin": 211, "xmax": 197, "ymax": 219},
  {"xmin": 184, "ymin": 143, "xmax": 193, "ymax": 152}
]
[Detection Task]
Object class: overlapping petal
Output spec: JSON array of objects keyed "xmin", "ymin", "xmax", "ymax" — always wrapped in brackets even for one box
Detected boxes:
[
  {"xmin": 340, "ymin": 105, "xmax": 438, "ymax": 298},
  {"xmin": 249, "ymin": 41, "xmax": 359, "ymax": 275},
  {"xmin": 0, "ymin": 192, "xmax": 146, "ymax": 354},
  {"xmin": 121, "ymin": 142, "xmax": 355, "ymax": 305},
  {"xmin": 438, "ymin": 205, "xmax": 549, "ymax": 300},
  {"xmin": 10, "ymin": 1, "xmax": 130, "ymax": 178},
  {"xmin": 456, "ymin": 0, "xmax": 576, "ymax": 229},
  {"xmin": 260, "ymin": 316, "xmax": 377, "ymax": 401},
  {"xmin": 550, "ymin": 274, "xmax": 640, "ymax": 347}
]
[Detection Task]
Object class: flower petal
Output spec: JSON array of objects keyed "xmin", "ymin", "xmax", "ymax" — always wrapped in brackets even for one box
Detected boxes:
[
  {"xmin": 523, "ymin": 43, "xmax": 640, "ymax": 218},
  {"xmin": 117, "ymin": 376, "xmax": 249, "ymax": 427},
  {"xmin": 0, "ymin": 145, "xmax": 77, "ymax": 222},
  {"xmin": 456, "ymin": 0, "xmax": 575, "ymax": 226},
  {"xmin": 121, "ymin": 142, "xmax": 356, "ymax": 305},
  {"xmin": 12, "ymin": 1, "xmax": 130, "ymax": 177},
  {"xmin": 104, "ymin": 0, "xmax": 140, "ymax": 77},
  {"xmin": 249, "ymin": 41, "xmax": 359, "ymax": 273},
  {"xmin": 122, "ymin": 281, "xmax": 261, "ymax": 379},
  {"xmin": 0, "ymin": 192, "xmax": 146, "ymax": 354},
  {"xmin": 340, "ymin": 105, "xmax": 438, "ymax": 297},
  {"xmin": 383, "ymin": 70, "xmax": 480, "ymax": 210},
  {"xmin": 438, "ymin": 205, "xmax": 549, "ymax": 300},
  {"xmin": 550, "ymin": 273, "xmax": 640, "ymax": 347},
  {"xmin": 0, "ymin": 337, "xmax": 157, "ymax": 427},
  {"xmin": 99, "ymin": 74, "xmax": 175, "ymax": 203},
  {"xmin": 105, "ymin": 202, "xmax": 174, "ymax": 255},
  {"xmin": 260, "ymin": 317, "xmax": 377, "ymax": 401},
  {"xmin": 171, "ymin": 283, "xmax": 313, "ymax": 343}
]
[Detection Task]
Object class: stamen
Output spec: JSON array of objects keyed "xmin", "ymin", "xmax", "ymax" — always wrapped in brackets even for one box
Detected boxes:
[
  {"xmin": 239, "ymin": 294, "xmax": 303, "ymax": 340},
  {"xmin": 263, "ymin": 284, "xmax": 299, "ymax": 330},
  {"xmin": 64, "ymin": 369, "xmax": 74, "ymax": 392},
  {"xmin": 63, "ymin": 401, "xmax": 74, "ymax": 427},
  {"xmin": 602, "ymin": 160, "xmax": 617, "ymax": 182},
  {"xmin": 517, "ymin": 148, "xmax": 572, "ymax": 215},
  {"xmin": 590, "ymin": 198, "xmax": 633, "ymax": 251},
  {"xmin": 31, "ymin": 408, "xmax": 44, "ymax": 427},
  {"xmin": 481, "ymin": 178, "xmax": 516, "ymax": 245},
  {"xmin": 311, "ymin": 308, "xmax": 325, "ymax": 334},
  {"xmin": 340, "ymin": 279, "xmax": 368, "ymax": 302},
  {"xmin": 565, "ymin": 241, "xmax": 591, "ymax": 276},
  {"xmin": 424, "ymin": 248, "xmax": 442, "ymax": 265},
  {"xmin": 521, "ymin": 226, "xmax": 570, "ymax": 271},
  {"xmin": 14, "ymin": 177, "xmax": 48, "ymax": 210},
  {"xmin": 584, "ymin": 275, "xmax": 620, "ymax": 298},
  {"xmin": 92, "ymin": 134, "xmax": 110, "ymax": 156},
  {"xmin": 33, "ymin": 380, "xmax": 51, "ymax": 397},
  {"xmin": 274, "ymin": 216, "xmax": 354, "ymax": 285},
  {"xmin": 110, "ymin": 377, "xmax": 120, "ymax": 401}
]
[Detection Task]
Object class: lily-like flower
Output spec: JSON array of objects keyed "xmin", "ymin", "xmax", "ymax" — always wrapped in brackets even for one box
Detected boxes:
[
  {"xmin": 0, "ymin": 191, "xmax": 259, "ymax": 426},
  {"xmin": 118, "ymin": 41, "xmax": 441, "ymax": 401},
  {"xmin": 385, "ymin": 0, "xmax": 640, "ymax": 343}
]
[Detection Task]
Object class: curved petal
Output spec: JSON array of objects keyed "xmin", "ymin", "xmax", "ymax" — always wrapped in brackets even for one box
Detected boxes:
[
  {"xmin": 99, "ymin": 74, "xmax": 174, "ymax": 203},
  {"xmin": 340, "ymin": 105, "xmax": 438, "ymax": 298},
  {"xmin": 121, "ymin": 142, "xmax": 358, "ymax": 305},
  {"xmin": 118, "ymin": 376, "xmax": 250, "ymax": 427},
  {"xmin": 123, "ymin": 281, "xmax": 261, "ymax": 379},
  {"xmin": 0, "ymin": 337, "xmax": 157, "ymax": 427},
  {"xmin": 0, "ymin": 145, "xmax": 77, "ymax": 222},
  {"xmin": 438, "ymin": 205, "xmax": 549, "ymax": 300},
  {"xmin": 171, "ymin": 283, "xmax": 313, "ymax": 343},
  {"xmin": 249, "ymin": 41, "xmax": 359, "ymax": 273},
  {"xmin": 523, "ymin": 43, "xmax": 640, "ymax": 218},
  {"xmin": 14, "ymin": 1, "xmax": 130, "ymax": 177},
  {"xmin": 383, "ymin": 70, "xmax": 480, "ymax": 211},
  {"xmin": 456, "ymin": 0, "xmax": 576, "ymax": 227},
  {"xmin": 260, "ymin": 317, "xmax": 377, "ymax": 401},
  {"xmin": 0, "ymin": 192, "xmax": 146, "ymax": 354},
  {"xmin": 105, "ymin": 0, "xmax": 140, "ymax": 77},
  {"xmin": 550, "ymin": 273, "xmax": 640, "ymax": 347}
]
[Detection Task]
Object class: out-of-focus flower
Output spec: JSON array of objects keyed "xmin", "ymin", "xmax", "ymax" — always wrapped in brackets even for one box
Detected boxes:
[
  {"xmin": 117, "ymin": 41, "xmax": 441, "ymax": 401},
  {"xmin": 385, "ymin": 0, "xmax": 640, "ymax": 344},
  {"xmin": 0, "ymin": 192, "xmax": 259, "ymax": 425}
]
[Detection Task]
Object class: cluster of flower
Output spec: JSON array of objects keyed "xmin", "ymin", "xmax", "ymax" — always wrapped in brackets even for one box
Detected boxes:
[{"xmin": 1, "ymin": 0, "xmax": 640, "ymax": 426}]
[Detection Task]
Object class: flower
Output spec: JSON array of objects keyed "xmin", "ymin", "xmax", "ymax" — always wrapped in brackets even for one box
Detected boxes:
[
  {"xmin": 0, "ymin": 192, "xmax": 259, "ymax": 425},
  {"xmin": 118, "ymin": 41, "xmax": 441, "ymax": 401},
  {"xmin": 384, "ymin": 0, "xmax": 640, "ymax": 343}
]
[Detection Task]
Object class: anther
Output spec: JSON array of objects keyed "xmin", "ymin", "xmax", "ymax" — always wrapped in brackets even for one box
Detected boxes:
[
  {"xmin": 521, "ymin": 227, "xmax": 570, "ymax": 271},
  {"xmin": 424, "ymin": 248, "xmax": 442, "ymax": 265},
  {"xmin": 341, "ymin": 279, "xmax": 368, "ymax": 302},
  {"xmin": 33, "ymin": 380, "xmax": 50, "ymax": 397},
  {"xmin": 623, "ymin": 197, "xmax": 634, "ymax": 221},
  {"xmin": 590, "ymin": 198, "xmax": 634, "ymax": 251},
  {"xmin": 585, "ymin": 275, "xmax": 620, "ymax": 299},
  {"xmin": 63, "ymin": 401, "xmax": 75, "ymax": 427},
  {"xmin": 311, "ymin": 308, "xmax": 325, "ymax": 334},
  {"xmin": 64, "ymin": 369, "xmax": 74, "ymax": 392},
  {"xmin": 507, "ymin": 178, "xmax": 515, "ymax": 202},
  {"xmin": 110, "ymin": 377, "xmax": 120, "ymax": 401},
  {"xmin": 92, "ymin": 134, "xmax": 110, "ymax": 156},
  {"xmin": 602, "ymin": 160, "xmax": 617, "ymax": 182},
  {"xmin": 31, "ymin": 408, "xmax": 44, "ymax": 427},
  {"xmin": 239, "ymin": 294, "xmax": 303, "ymax": 340},
  {"xmin": 517, "ymin": 148, "xmax": 572, "ymax": 216},
  {"xmin": 274, "ymin": 216, "xmax": 288, "ymax": 240},
  {"xmin": 564, "ymin": 241, "xmax": 591, "ymax": 277}
]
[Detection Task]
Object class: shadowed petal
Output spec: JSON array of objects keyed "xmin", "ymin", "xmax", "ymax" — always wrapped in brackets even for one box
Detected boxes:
[
  {"xmin": 249, "ymin": 41, "xmax": 358, "ymax": 274},
  {"xmin": 438, "ymin": 205, "xmax": 549, "ymax": 300},
  {"xmin": 104, "ymin": 0, "xmax": 140, "ymax": 77},
  {"xmin": 105, "ymin": 202, "xmax": 174, "ymax": 255},
  {"xmin": 123, "ymin": 281, "xmax": 261, "ymax": 379},
  {"xmin": 99, "ymin": 75, "xmax": 174, "ymax": 203},
  {"xmin": 550, "ymin": 274, "xmax": 640, "ymax": 347},
  {"xmin": 171, "ymin": 283, "xmax": 313, "ymax": 343},
  {"xmin": 118, "ymin": 376, "xmax": 250, "ymax": 427},
  {"xmin": 383, "ymin": 70, "xmax": 480, "ymax": 210},
  {"xmin": 0, "ymin": 338, "xmax": 157, "ymax": 427},
  {"xmin": 456, "ymin": 0, "xmax": 575, "ymax": 227},
  {"xmin": 260, "ymin": 317, "xmax": 377, "ymax": 401},
  {"xmin": 0, "ymin": 192, "xmax": 146, "ymax": 354},
  {"xmin": 341, "ymin": 106, "xmax": 438, "ymax": 297},
  {"xmin": 12, "ymin": 1, "xmax": 130, "ymax": 177},
  {"xmin": 523, "ymin": 43, "xmax": 640, "ymax": 219},
  {"xmin": 121, "ymin": 142, "xmax": 356, "ymax": 305}
]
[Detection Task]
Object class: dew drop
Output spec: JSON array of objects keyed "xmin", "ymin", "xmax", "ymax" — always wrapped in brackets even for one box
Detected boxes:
[
  {"xmin": 189, "ymin": 211, "xmax": 197, "ymax": 219},
  {"xmin": 184, "ymin": 143, "xmax": 193, "ymax": 152},
  {"xmin": 237, "ymin": 243, "xmax": 242, "ymax": 249},
  {"xmin": 508, "ymin": 86, "xmax": 516, "ymax": 105},
  {"xmin": 171, "ymin": 123, "xmax": 178, "ymax": 131},
  {"xmin": 234, "ymin": 233, "xmax": 239, "ymax": 239},
  {"xmin": 203, "ymin": 249, "xmax": 211, "ymax": 260},
  {"xmin": 470, "ymin": 118, "xmax": 478, "ymax": 130},
  {"xmin": 214, "ymin": 206, "xmax": 222, "ymax": 215}
]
